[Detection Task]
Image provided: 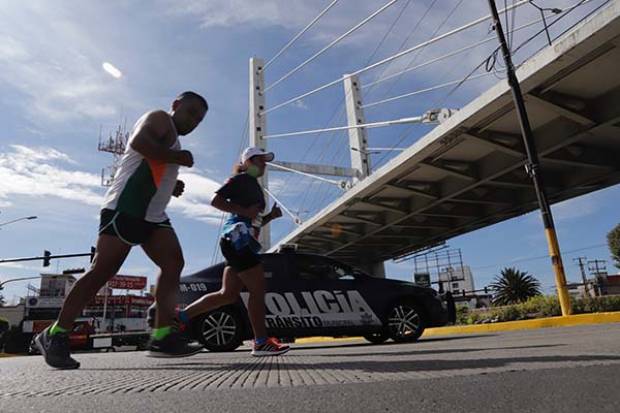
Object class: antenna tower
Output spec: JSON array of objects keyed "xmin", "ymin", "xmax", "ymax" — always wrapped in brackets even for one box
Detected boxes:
[{"xmin": 98, "ymin": 121, "xmax": 129, "ymax": 187}]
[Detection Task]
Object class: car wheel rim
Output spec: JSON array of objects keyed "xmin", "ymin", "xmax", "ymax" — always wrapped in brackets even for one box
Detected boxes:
[
  {"xmin": 388, "ymin": 304, "xmax": 420, "ymax": 338},
  {"xmin": 201, "ymin": 311, "xmax": 237, "ymax": 346}
]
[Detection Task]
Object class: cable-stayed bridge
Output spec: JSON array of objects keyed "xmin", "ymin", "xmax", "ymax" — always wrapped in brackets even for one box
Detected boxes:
[{"xmin": 240, "ymin": 0, "xmax": 620, "ymax": 275}]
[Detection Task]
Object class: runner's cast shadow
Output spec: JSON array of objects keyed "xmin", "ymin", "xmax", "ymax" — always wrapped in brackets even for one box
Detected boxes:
[
  {"xmin": 82, "ymin": 353, "xmax": 620, "ymax": 373},
  {"xmin": 311, "ymin": 344, "xmax": 564, "ymax": 358},
  {"xmin": 291, "ymin": 334, "xmax": 498, "ymax": 351}
]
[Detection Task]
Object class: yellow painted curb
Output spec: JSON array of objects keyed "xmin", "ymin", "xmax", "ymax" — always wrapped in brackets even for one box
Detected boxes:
[
  {"xmin": 423, "ymin": 311, "xmax": 620, "ymax": 337},
  {"xmin": 0, "ymin": 352, "xmax": 18, "ymax": 358},
  {"xmin": 294, "ymin": 312, "xmax": 620, "ymax": 344},
  {"xmin": 295, "ymin": 336, "xmax": 364, "ymax": 344}
]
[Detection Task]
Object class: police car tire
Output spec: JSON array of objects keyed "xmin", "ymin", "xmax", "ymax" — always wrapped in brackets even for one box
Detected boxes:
[
  {"xmin": 363, "ymin": 332, "xmax": 389, "ymax": 344},
  {"xmin": 193, "ymin": 306, "xmax": 244, "ymax": 352},
  {"xmin": 386, "ymin": 300, "xmax": 426, "ymax": 343}
]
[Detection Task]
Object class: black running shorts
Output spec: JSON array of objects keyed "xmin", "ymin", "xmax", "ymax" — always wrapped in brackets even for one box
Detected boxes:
[
  {"xmin": 99, "ymin": 209, "xmax": 173, "ymax": 246},
  {"xmin": 220, "ymin": 238, "xmax": 262, "ymax": 272}
]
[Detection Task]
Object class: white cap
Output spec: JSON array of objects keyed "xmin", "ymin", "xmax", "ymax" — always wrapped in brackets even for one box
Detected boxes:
[{"xmin": 241, "ymin": 146, "xmax": 275, "ymax": 163}]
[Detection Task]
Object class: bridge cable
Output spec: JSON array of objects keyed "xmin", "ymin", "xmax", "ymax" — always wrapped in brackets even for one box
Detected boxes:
[
  {"xmin": 271, "ymin": 0, "xmax": 416, "ymax": 227},
  {"xmin": 262, "ymin": 0, "xmax": 533, "ymax": 115},
  {"xmin": 264, "ymin": 0, "xmax": 341, "ymax": 70},
  {"xmin": 264, "ymin": 0, "xmax": 400, "ymax": 93}
]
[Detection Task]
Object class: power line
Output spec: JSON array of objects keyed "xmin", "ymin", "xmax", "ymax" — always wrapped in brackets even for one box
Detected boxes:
[
  {"xmin": 471, "ymin": 243, "xmax": 608, "ymax": 271},
  {"xmin": 512, "ymin": 0, "xmax": 596, "ymax": 56},
  {"xmin": 364, "ymin": 37, "xmax": 493, "ymax": 89},
  {"xmin": 264, "ymin": 0, "xmax": 341, "ymax": 70},
  {"xmin": 365, "ymin": 9, "xmax": 547, "ymax": 89}
]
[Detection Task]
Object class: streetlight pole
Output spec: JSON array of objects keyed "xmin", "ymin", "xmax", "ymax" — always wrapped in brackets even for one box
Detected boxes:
[
  {"xmin": 486, "ymin": 0, "xmax": 571, "ymax": 315},
  {"xmin": 0, "ymin": 215, "xmax": 38, "ymax": 229}
]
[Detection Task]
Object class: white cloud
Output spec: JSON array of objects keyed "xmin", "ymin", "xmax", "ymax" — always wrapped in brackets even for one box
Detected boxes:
[
  {"xmin": 0, "ymin": 4, "xmax": 132, "ymax": 123},
  {"xmin": 157, "ymin": 0, "xmax": 420, "ymax": 53},
  {"xmin": 169, "ymin": 172, "xmax": 225, "ymax": 225},
  {"xmin": 292, "ymin": 100, "xmax": 309, "ymax": 110},
  {"xmin": 551, "ymin": 193, "xmax": 602, "ymax": 222},
  {"xmin": 0, "ymin": 145, "xmax": 233, "ymax": 226},
  {"xmin": 0, "ymin": 262, "xmax": 44, "ymax": 272},
  {"xmin": 0, "ymin": 145, "xmax": 103, "ymax": 207},
  {"xmin": 159, "ymin": 0, "xmax": 327, "ymax": 30}
]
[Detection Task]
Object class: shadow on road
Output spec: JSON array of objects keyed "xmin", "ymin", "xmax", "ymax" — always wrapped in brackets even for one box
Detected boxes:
[
  {"xmin": 292, "ymin": 334, "xmax": 499, "ymax": 351},
  {"xmin": 82, "ymin": 353, "xmax": 620, "ymax": 374},
  {"xmin": 313, "ymin": 344, "xmax": 564, "ymax": 358}
]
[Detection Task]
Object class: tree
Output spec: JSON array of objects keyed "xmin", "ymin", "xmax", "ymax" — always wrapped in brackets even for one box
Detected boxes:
[
  {"xmin": 607, "ymin": 223, "xmax": 620, "ymax": 269},
  {"xmin": 490, "ymin": 267, "xmax": 542, "ymax": 305}
]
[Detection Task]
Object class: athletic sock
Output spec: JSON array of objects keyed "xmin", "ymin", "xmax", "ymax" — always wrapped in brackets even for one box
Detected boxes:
[
  {"xmin": 178, "ymin": 310, "xmax": 190, "ymax": 324},
  {"xmin": 49, "ymin": 321, "xmax": 68, "ymax": 336},
  {"xmin": 151, "ymin": 326, "xmax": 173, "ymax": 340},
  {"xmin": 254, "ymin": 336, "xmax": 267, "ymax": 346}
]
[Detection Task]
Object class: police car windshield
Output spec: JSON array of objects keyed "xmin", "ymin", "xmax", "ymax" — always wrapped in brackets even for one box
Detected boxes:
[
  {"xmin": 295, "ymin": 255, "xmax": 367, "ymax": 281},
  {"xmin": 325, "ymin": 259, "xmax": 369, "ymax": 281}
]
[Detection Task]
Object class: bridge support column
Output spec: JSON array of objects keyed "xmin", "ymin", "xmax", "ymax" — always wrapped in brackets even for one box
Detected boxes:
[
  {"xmin": 249, "ymin": 57, "xmax": 271, "ymax": 250},
  {"xmin": 343, "ymin": 74, "xmax": 370, "ymax": 183}
]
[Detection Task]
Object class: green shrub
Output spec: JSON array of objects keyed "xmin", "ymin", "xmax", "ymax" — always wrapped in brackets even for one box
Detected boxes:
[
  {"xmin": 491, "ymin": 305, "xmax": 524, "ymax": 322},
  {"xmin": 572, "ymin": 295, "xmax": 620, "ymax": 314},
  {"xmin": 455, "ymin": 306, "xmax": 470, "ymax": 325},
  {"xmin": 467, "ymin": 311, "xmax": 482, "ymax": 324},
  {"xmin": 531, "ymin": 295, "xmax": 561, "ymax": 317},
  {"xmin": 451, "ymin": 294, "xmax": 620, "ymax": 325}
]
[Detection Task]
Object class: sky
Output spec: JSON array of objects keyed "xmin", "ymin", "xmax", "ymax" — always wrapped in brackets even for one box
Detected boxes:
[{"xmin": 1, "ymin": 0, "xmax": 618, "ymax": 304}]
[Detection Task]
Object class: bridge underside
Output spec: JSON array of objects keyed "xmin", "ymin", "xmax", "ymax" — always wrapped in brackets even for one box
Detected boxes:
[{"xmin": 272, "ymin": 3, "xmax": 620, "ymax": 267}]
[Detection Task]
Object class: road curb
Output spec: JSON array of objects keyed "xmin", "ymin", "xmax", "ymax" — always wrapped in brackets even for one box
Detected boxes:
[
  {"xmin": 423, "ymin": 311, "xmax": 620, "ymax": 336},
  {"xmin": 0, "ymin": 352, "xmax": 19, "ymax": 358},
  {"xmin": 295, "ymin": 312, "xmax": 620, "ymax": 344}
]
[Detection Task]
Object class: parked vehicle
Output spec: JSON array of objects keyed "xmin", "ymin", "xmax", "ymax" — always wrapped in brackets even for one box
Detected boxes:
[{"xmin": 148, "ymin": 251, "xmax": 456, "ymax": 351}]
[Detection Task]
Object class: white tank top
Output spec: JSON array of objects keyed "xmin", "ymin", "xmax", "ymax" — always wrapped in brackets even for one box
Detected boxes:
[{"xmin": 101, "ymin": 112, "xmax": 180, "ymax": 222}]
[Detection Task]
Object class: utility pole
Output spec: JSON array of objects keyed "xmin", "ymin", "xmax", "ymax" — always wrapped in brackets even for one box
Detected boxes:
[
  {"xmin": 588, "ymin": 259, "xmax": 607, "ymax": 296},
  {"xmin": 486, "ymin": 0, "xmax": 571, "ymax": 315},
  {"xmin": 573, "ymin": 257, "xmax": 590, "ymax": 297}
]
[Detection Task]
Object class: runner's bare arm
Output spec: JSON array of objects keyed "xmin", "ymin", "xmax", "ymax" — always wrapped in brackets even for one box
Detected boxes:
[
  {"xmin": 131, "ymin": 111, "xmax": 194, "ymax": 167},
  {"xmin": 261, "ymin": 204, "xmax": 282, "ymax": 226},
  {"xmin": 211, "ymin": 194, "xmax": 261, "ymax": 219}
]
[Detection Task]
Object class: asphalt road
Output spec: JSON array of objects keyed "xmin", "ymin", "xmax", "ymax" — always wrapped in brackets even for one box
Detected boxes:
[{"xmin": 1, "ymin": 324, "xmax": 619, "ymax": 413}]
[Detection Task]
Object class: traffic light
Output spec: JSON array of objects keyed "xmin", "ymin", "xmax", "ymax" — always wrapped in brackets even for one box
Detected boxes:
[
  {"xmin": 90, "ymin": 246, "xmax": 96, "ymax": 263},
  {"xmin": 43, "ymin": 250, "xmax": 51, "ymax": 267}
]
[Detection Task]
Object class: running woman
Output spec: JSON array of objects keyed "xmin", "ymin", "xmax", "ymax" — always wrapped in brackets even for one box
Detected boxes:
[
  {"xmin": 180, "ymin": 147, "xmax": 290, "ymax": 356},
  {"xmin": 35, "ymin": 92, "xmax": 208, "ymax": 369}
]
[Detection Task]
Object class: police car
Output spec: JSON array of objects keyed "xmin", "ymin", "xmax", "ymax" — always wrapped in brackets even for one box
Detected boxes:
[{"xmin": 149, "ymin": 251, "xmax": 455, "ymax": 352}]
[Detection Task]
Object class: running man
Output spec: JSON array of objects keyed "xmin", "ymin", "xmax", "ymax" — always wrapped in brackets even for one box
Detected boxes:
[
  {"xmin": 35, "ymin": 91, "xmax": 208, "ymax": 369},
  {"xmin": 180, "ymin": 147, "xmax": 290, "ymax": 356}
]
